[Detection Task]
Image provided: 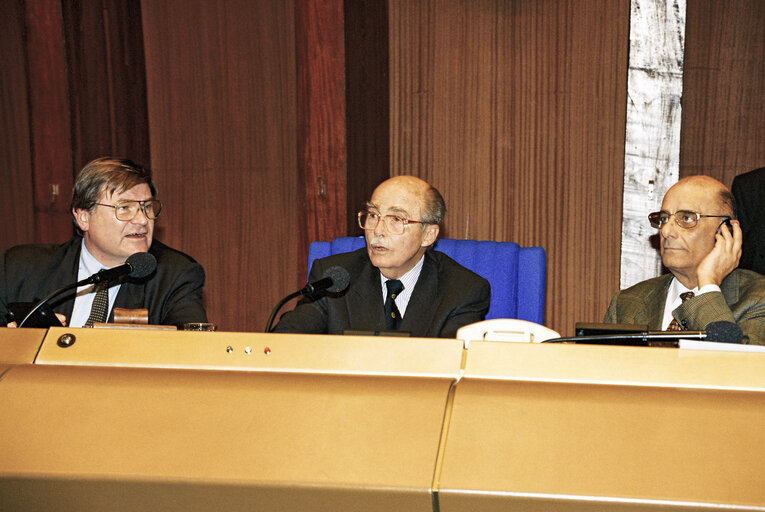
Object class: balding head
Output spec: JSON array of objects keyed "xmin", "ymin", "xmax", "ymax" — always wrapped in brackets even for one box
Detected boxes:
[
  {"xmin": 373, "ymin": 176, "xmax": 446, "ymax": 226},
  {"xmin": 668, "ymin": 176, "xmax": 736, "ymax": 219}
]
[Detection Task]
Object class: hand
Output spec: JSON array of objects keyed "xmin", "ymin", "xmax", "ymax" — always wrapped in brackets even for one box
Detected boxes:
[{"xmin": 696, "ymin": 219, "xmax": 742, "ymax": 287}]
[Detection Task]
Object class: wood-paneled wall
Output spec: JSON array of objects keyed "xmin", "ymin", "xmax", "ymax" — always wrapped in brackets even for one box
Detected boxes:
[
  {"xmin": 389, "ymin": 0, "xmax": 630, "ymax": 334},
  {"xmin": 141, "ymin": 0, "xmax": 298, "ymax": 332},
  {"xmin": 681, "ymin": 0, "xmax": 765, "ymax": 186},
  {"xmin": 0, "ymin": 0, "xmax": 35, "ymax": 248}
]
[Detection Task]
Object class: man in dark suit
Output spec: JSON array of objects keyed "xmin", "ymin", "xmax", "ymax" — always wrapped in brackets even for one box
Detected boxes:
[
  {"xmin": 1, "ymin": 157, "xmax": 206, "ymax": 328},
  {"xmin": 273, "ymin": 176, "xmax": 490, "ymax": 338},
  {"xmin": 604, "ymin": 176, "xmax": 765, "ymax": 344},
  {"xmin": 731, "ymin": 167, "xmax": 765, "ymax": 275}
]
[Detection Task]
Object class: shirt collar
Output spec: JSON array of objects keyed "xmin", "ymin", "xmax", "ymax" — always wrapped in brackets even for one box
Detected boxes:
[{"xmin": 78, "ymin": 239, "xmax": 107, "ymax": 280}]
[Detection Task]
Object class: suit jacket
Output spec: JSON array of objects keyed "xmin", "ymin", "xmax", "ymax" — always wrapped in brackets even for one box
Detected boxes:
[
  {"xmin": 273, "ymin": 248, "xmax": 490, "ymax": 338},
  {"xmin": 603, "ymin": 269, "xmax": 765, "ymax": 345},
  {"xmin": 731, "ymin": 167, "xmax": 765, "ymax": 275},
  {"xmin": 1, "ymin": 236, "xmax": 207, "ymax": 327}
]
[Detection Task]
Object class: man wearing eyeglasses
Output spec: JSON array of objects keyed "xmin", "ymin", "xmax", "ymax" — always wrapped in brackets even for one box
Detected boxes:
[
  {"xmin": 0, "ymin": 157, "xmax": 207, "ymax": 327},
  {"xmin": 604, "ymin": 175, "xmax": 765, "ymax": 344},
  {"xmin": 273, "ymin": 175, "xmax": 490, "ymax": 338}
]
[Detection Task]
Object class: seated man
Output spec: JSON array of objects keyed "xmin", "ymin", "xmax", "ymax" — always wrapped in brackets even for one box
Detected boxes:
[
  {"xmin": 1, "ymin": 157, "xmax": 207, "ymax": 328},
  {"xmin": 273, "ymin": 175, "xmax": 490, "ymax": 338},
  {"xmin": 604, "ymin": 175, "xmax": 765, "ymax": 344}
]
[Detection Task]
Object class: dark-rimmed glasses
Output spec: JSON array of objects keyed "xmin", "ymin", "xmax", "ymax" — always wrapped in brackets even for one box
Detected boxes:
[
  {"xmin": 357, "ymin": 210, "xmax": 423, "ymax": 235},
  {"xmin": 648, "ymin": 210, "xmax": 730, "ymax": 229},
  {"xmin": 95, "ymin": 199, "xmax": 163, "ymax": 221}
]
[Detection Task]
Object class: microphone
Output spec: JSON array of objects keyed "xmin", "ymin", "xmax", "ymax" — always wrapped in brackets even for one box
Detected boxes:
[
  {"xmin": 17, "ymin": 252, "xmax": 157, "ymax": 328},
  {"xmin": 297, "ymin": 265, "xmax": 351, "ymax": 296},
  {"xmin": 265, "ymin": 266, "xmax": 351, "ymax": 332},
  {"xmin": 85, "ymin": 252, "xmax": 157, "ymax": 284},
  {"xmin": 543, "ymin": 321, "xmax": 744, "ymax": 346}
]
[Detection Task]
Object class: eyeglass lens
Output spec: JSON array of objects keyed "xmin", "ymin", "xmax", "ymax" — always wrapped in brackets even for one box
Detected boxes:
[
  {"xmin": 358, "ymin": 212, "xmax": 405, "ymax": 235},
  {"xmin": 115, "ymin": 200, "xmax": 162, "ymax": 221},
  {"xmin": 648, "ymin": 211, "xmax": 699, "ymax": 229}
]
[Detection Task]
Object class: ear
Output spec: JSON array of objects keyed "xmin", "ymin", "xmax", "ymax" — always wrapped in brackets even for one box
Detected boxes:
[
  {"xmin": 73, "ymin": 208, "xmax": 90, "ymax": 233},
  {"xmin": 421, "ymin": 224, "xmax": 439, "ymax": 248}
]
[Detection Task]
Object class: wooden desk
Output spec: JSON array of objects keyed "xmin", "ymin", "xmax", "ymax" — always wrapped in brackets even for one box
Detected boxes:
[{"xmin": 1, "ymin": 330, "xmax": 764, "ymax": 511}]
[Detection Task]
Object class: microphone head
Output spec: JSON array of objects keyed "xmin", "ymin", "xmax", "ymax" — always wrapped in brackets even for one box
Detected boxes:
[
  {"xmin": 126, "ymin": 252, "xmax": 157, "ymax": 279},
  {"xmin": 705, "ymin": 321, "xmax": 743, "ymax": 343},
  {"xmin": 323, "ymin": 266, "xmax": 350, "ymax": 293}
]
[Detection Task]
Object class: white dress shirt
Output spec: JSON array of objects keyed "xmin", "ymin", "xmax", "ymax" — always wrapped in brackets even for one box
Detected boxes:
[
  {"xmin": 380, "ymin": 255, "xmax": 425, "ymax": 319},
  {"xmin": 69, "ymin": 240, "xmax": 122, "ymax": 327},
  {"xmin": 661, "ymin": 277, "xmax": 721, "ymax": 330}
]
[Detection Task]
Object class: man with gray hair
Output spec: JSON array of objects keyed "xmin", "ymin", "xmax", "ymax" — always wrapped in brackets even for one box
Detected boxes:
[
  {"xmin": 1, "ymin": 157, "xmax": 207, "ymax": 328},
  {"xmin": 274, "ymin": 175, "xmax": 490, "ymax": 338}
]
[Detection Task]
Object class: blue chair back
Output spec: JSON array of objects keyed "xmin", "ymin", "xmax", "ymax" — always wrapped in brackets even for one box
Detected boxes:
[{"xmin": 307, "ymin": 236, "xmax": 546, "ymax": 323}]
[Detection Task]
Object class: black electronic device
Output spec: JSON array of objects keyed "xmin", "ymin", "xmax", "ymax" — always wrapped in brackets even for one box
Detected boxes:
[
  {"xmin": 343, "ymin": 329, "xmax": 411, "ymax": 337},
  {"xmin": 544, "ymin": 321, "xmax": 743, "ymax": 346},
  {"xmin": 6, "ymin": 302, "xmax": 63, "ymax": 328}
]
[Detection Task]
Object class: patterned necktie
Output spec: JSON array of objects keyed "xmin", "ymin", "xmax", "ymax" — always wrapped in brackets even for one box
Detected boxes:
[
  {"xmin": 384, "ymin": 279, "xmax": 404, "ymax": 330},
  {"xmin": 666, "ymin": 291, "xmax": 695, "ymax": 331},
  {"xmin": 85, "ymin": 282, "xmax": 110, "ymax": 326}
]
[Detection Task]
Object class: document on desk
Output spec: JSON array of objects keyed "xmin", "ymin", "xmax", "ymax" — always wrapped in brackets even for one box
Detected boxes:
[{"xmin": 679, "ymin": 339, "xmax": 765, "ymax": 352}]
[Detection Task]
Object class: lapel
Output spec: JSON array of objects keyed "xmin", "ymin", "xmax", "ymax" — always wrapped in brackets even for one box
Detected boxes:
[
  {"xmin": 642, "ymin": 274, "xmax": 673, "ymax": 330},
  {"xmin": 720, "ymin": 270, "xmax": 741, "ymax": 305},
  {"xmin": 399, "ymin": 252, "xmax": 439, "ymax": 337},
  {"xmin": 45, "ymin": 239, "xmax": 84, "ymax": 321},
  {"xmin": 345, "ymin": 255, "xmax": 387, "ymax": 330}
]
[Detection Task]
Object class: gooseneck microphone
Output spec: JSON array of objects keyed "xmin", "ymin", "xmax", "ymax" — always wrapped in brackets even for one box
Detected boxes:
[
  {"xmin": 17, "ymin": 252, "xmax": 157, "ymax": 328},
  {"xmin": 85, "ymin": 252, "xmax": 157, "ymax": 284},
  {"xmin": 265, "ymin": 266, "xmax": 351, "ymax": 333},
  {"xmin": 543, "ymin": 321, "xmax": 744, "ymax": 345}
]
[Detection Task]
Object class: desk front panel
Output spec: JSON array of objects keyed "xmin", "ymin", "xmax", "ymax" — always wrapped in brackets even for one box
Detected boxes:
[{"xmin": 0, "ymin": 363, "xmax": 450, "ymax": 512}]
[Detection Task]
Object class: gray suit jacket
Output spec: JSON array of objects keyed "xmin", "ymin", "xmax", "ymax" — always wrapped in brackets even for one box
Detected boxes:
[
  {"xmin": 604, "ymin": 269, "xmax": 765, "ymax": 345},
  {"xmin": 273, "ymin": 248, "xmax": 490, "ymax": 338},
  {"xmin": 1, "ymin": 236, "xmax": 207, "ymax": 327}
]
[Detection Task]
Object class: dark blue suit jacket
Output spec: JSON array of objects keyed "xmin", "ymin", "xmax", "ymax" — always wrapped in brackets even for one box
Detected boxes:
[{"xmin": 273, "ymin": 248, "xmax": 490, "ymax": 338}]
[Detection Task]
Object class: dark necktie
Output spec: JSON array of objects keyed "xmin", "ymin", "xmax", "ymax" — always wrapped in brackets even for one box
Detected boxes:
[
  {"xmin": 85, "ymin": 282, "xmax": 110, "ymax": 326},
  {"xmin": 384, "ymin": 279, "xmax": 404, "ymax": 330},
  {"xmin": 666, "ymin": 291, "xmax": 695, "ymax": 331}
]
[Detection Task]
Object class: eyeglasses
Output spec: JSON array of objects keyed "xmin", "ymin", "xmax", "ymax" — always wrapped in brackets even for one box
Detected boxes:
[
  {"xmin": 648, "ymin": 210, "xmax": 730, "ymax": 229},
  {"xmin": 95, "ymin": 199, "xmax": 163, "ymax": 221},
  {"xmin": 357, "ymin": 210, "xmax": 424, "ymax": 235}
]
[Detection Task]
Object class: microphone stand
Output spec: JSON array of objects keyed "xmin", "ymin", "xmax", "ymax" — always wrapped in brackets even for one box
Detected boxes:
[
  {"xmin": 17, "ymin": 282, "xmax": 81, "ymax": 328},
  {"xmin": 264, "ymin": 290, "xmax": 302, "ymax": 333}
]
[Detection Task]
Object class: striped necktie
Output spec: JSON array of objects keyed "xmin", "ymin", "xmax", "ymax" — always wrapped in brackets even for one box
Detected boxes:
[{"xmin": 666, "ymin": 291, "xmax": 695, "ymax": 331}]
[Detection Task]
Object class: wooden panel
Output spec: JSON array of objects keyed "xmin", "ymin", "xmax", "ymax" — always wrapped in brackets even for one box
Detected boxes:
[
  {"xmin": 33, "ymin": 327, "xmax": 464, "ymax": 376},
  {"xmin": 681, "ymin": 0, "xmax": 765, "ymax": 186},
  {"xmin": 0, "ymin": 0, "xmax": 35, "ymax": 247},
  {"xmin": 344, "ymin": 0, "xmax": 391, "ymax": 230},
  {"xmin": 0, "ymin": 328, "xmax": 48, "ymax": 365},
  {"xmin": 390, "ymin": 0, "xmax": 630, "ymax": 335},
  {"xmin": 62, "ymin": 0, "xmax": 150, "ymax": 170},
  {"xmin": 438, "ymin": 341, "xmax": 765, "ymax": 510},
  {"xmin": 0, "ymin": 364, "xmax": 445, "ymax": 512},
  {"xmin": 24, "ymin": 0, "xmax": 74, "ymax": 243},
  {"xmin": 295, "ymin": 0, "xmax": 348, "ymax": 280},
  {"xmin": 141, "ymin": 0, "xmax": 298, "ymax": 332}
]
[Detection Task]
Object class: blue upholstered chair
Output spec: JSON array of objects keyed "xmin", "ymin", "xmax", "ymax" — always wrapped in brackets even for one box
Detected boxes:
[{"xmin": 306, "ymin": 236, "xmax": 546, "ymax": 323}]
